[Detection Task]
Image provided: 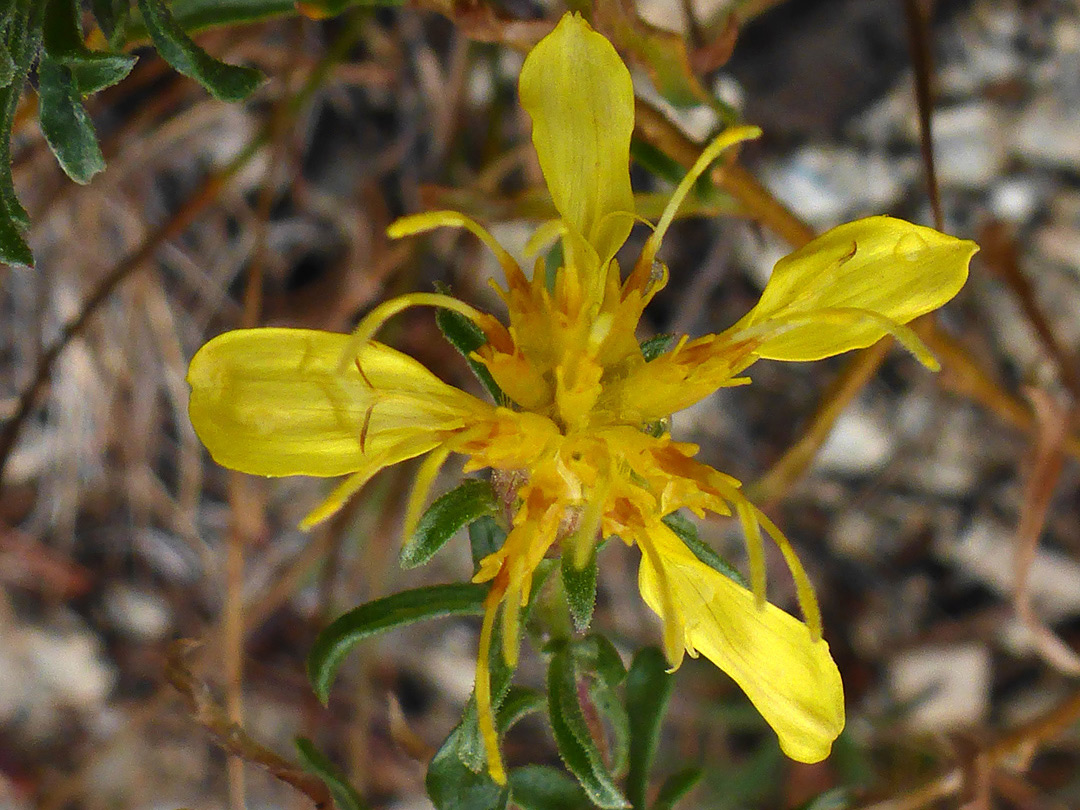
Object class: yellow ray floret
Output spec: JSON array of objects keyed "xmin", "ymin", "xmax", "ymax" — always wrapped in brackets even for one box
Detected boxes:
[{"xmin": 185, "ymin": 10, "xmax": 981, "ymax": 786}]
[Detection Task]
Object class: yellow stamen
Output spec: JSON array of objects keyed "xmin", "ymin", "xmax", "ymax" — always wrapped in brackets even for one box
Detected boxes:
[
  {"xmin": 735, "ymin": 499, "xmax": 767, "ymax": 609},
  {"xmin": 388, "ymin": 210, "xmax": 526, "ymax": 288},
  {"xmin": 339, "ymin": 292, "xmax": 487, "ymax": 375},
  {"xmin": 400, "ymin": 444, "xmax": 453, "ymax": 555},
  {"xmin": 634, "ymin": 125, "xmax": 762, "ymax": 279},
  {"xmin": 300, "ymin": 470, "xmax": 371, "ymax": 530},
  {"xmin": 752, "ymin": 506, "xmax": 823, "ymax": 641},
  {"xmin": 476, "ymin": 584, "xmax": 507, "ymax": 784}
]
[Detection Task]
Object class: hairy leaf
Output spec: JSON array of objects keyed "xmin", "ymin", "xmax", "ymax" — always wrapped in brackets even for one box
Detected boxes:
[
  {"xmin": 308, "ymin": 583, "xmax": 486, "ymax": 703},
  {"xmin": 548, "ymin": 645, "xmax": 630, "ymax": 809},
  {"xmin": 37, "ymin": 55, "xmax": 105, "ymax": 184},
  {"xmin": 401, "ymin": 479, "xmax": 498, "ymax": 569},
  {"xmin": 136, "ymin": 0, "xmax": 263, "ymax": 101},
  {"xmin": 625, "ymin": 647, "xmax": 674, "ymax": 809},
  {"xmin": 295, "ymin": 737, "xmax": 369, "ymax": 810}
]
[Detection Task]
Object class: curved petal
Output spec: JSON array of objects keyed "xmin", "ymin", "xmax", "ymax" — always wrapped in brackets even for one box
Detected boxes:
[
  {"xmin": 637, "ymin": 523, "xmax": 844, "ymax": 763},
  {"xmin": 733, "ymin": 217, "xmax": 978, "ymax": 362},
  {"xmin": 519, "ymin": 13, "xmax": 635, "ymax": 267},
  {"xmin": 187, "ymin": 328, "xmax": 483, "ymax": 477}
]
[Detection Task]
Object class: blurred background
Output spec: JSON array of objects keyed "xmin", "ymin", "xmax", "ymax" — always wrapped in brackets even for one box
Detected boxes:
[{"xmin": 2, "ymin": 0, "xmax": 1080, "ymax": 807}]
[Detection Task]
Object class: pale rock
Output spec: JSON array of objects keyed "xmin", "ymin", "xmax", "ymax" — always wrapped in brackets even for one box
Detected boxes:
[
  {"xmin": 935, "ymin": 517, "xmax": 1080, "ymax": 622},
  {"xmin": 829, "ymin": 510, "xmax": 880, "ymax": 562},
  {"xmin": 1014, "ymin": 96, "xmax": 1080, "ymax": 168},
  {"xmin": 888, "ymin": 643, "xmax": 991, "ymax": 730},
  {"xmin": 989, "ymin": 175, "xmax": 1045, "ymax": 224},
  {"xmin": 1034, "ymin": 223, "xmax": 1080, "ymax": 271},
  {"xmin": 105, "ymin": 584, "xmax": 172, "ymax": 641},
  {"xmin": 932, "ymin": 103, "xmax": 1009, "ymax": 188},
  {"xmin": 761, "ymin": 146, "xmax": 914, "ymax": 228},
  {"xmin": 813, "ymin": 405, "xmax": 895, "ymax": 476}
]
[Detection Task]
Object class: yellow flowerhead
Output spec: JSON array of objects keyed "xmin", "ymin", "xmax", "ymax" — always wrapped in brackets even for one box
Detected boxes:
[{"xmin": 187, "ymin": 12, "xmax": 977, "ymax": 784}]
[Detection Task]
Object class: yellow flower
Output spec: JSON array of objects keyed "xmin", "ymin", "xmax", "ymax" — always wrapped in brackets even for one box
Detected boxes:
[{"xmin": 187, "ymin": 13, "xmax": 977, "ymax": 784}]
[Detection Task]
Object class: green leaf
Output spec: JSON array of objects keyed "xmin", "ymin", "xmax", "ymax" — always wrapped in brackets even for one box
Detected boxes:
[
  {"xmin": 590, "ymin": 678, "xmax": 630, "ymax": 779},
  {"xmin": 135, "ymin": 0, "xmax": 263, "ymax": 101},
  {"xmin": 295, "ymin": 737, "xmax": 369, "ymax": 810},
  {"xmin": 91, "ymin": 0, "xmax": 130, "ymax": 47},
  {"xmin": 0, "ymin": 0, "xmax": 38, "ymax": 265},
  {"xmin": 651, "ymin": 768, "xmax": 701, "ymax": 810},
  {"xmin": 497, "ymin": 686, "xmax": 545, "ymax": 734},
  {"xmin": 0, "ymin": 47, "xmax": 14, "ymax": 89},
  {"xmin": 427, "ymin": 724, "xmax": 510, "ymax": 810},
  {"xmin": 136, "ymin": 0, "xmax": 295, "ymax": 35},
  {"xmin": 625, "ymin": 647, "xmax": 674, "ymax": 810},
  {"xmin": 0, "ymin": 208, "xmax": 30, "ymax": 266},
  {"xmin": 547, "ymin": 645, "xmax": 630, "ymax": 809},
  {"xmin": 308, "ymin": 583, "xmax": 486, "ymax": 703},
  {"xmin": 37, "ymin": 55, "xmax": 105, "ymax": 184},
  {"xmin": 401, "ymin": 479, "xmax": 498, "ymax": 569},
  {"xmin": 435, "ymin": 305, "xmax": 507, "ymax": 405},
  {"xmin": 561, "ymin": 551, "xmax": 597, "ymax": 632},
  {"xmin": 1, "ymin": 0, "xmax": 39, "ymax": 231},
  {"xmin": 661, "ymin": 512, "xmax": 747, "ymax": 587},
  {"xmin": 43, "ymin": 0, "xmax": 137, "ymax": 94},
  {"xmin": 572, "ymin": 635, "xmax": 627, "ymax": 690},
  {"xmin": 509, "ymin": 765, "xmax": 592, "ymax": 810},
  {"xmin": 468, "ymin": 515, "xmax": 505, "ymax": 573},
  {"xmin": 639, "ymin": 333, "xmax": 676, "ymax": 362}
]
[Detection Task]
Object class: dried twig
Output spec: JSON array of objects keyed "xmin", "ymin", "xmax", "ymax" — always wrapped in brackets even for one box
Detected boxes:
[
  {"xmin": 1013, "ymin": 388, "xmax": 1080, "ymax": 675},
  {"xmin": 902, "ymin": 0, "xmax": 944, "ymax": 232},
  {"xmin": 165, "ymin": 640, "xmax": 333, "ymax": 809},
  {"xmin": 856, "ymin": 686, "xmax": 1080, "ymax": 810}
]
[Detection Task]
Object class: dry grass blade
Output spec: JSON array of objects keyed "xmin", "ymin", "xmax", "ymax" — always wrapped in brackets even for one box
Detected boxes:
[
  {"xmin": 902, "ymin": 0, "xmax": 944, "ymax": 232},
  {"xmin": 1013, "ymin": 388, "xmax": 1080, "ymax": 676}
]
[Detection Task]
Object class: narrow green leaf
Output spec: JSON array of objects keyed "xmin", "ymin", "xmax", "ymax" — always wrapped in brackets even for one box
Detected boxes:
[
  {"xmin": 295, "ymin": 737, "xmax": 369, "ymax": 810},
  {"xmin": 91, "ymin": 0, "xmax": 130, "ymax": 47},
  {"xmin": 496, "ymin": 686, "xmax": 545, "ymax": 734},
  {"xmin": 561, "ymin": 551, "xmax": 597, "ymax": 632},
  {"xmin": 625, "ymin": 647, "xmax": 674, "ymax": 810},
  {"xmin": 509, "ymin": 765, "xmax": 592, "ymax": 810},
  {"xmin": 590, "ymin": 679, "xmax": 631, "ymax": 779},
  {"xmin": 435, "ymin": 305, "xmax": 507, "ymax": 405},
  {"xmin": 308, "ymin": 583, "xmax": 486, "ymax": 703},
  {"xmin": 427, "ymin": 724, "xmax": 510, "ymax": 810},
  {"xmin": 135, "ymin": 0, "xmax": 263, "ymax": 101},
  {"xmin": 468, "ymin": 514, "xmax": 505, "ymax": 573},
  {"xmin": 662, "ymin": 512, "xmax": 747, "ymax": 587},
  {"xmin": 37, "ymin": 55, "xmax": 106, "ymax": 184},
  {"xmin": 572, "ymin": 634, "xmax": 627, "ymax": 690},
  {"xmin": 0, "ymin": 47, "xmax": 14, "ymax": 89},
  {"xmin": 548, "ymin": 645, "xmax": 630, "ymax": 809},
  {"xmin": 401, "ymin": 479, "xmax": 498, "ymax": 569},
  {"xmin": 0, "ymin": 0, "xmax": 39, "ymax": 232},
  {"xmin": 43, "ymin": 0, "xmax": 137, "ymax": 94},
  {"xmin": 136, "ymin": 0, "xmax": 295, "ymax": 34},
  {"xmin": 0, "ymin": 209, "xmax": 31, "ymax": 266},
  {"xmin": 639, "ymin": 333, "xmax": 676, "ymax": 362},
  {"xmin": 650, "ymin": 767, "xmax": 702, "ymax": 810}
]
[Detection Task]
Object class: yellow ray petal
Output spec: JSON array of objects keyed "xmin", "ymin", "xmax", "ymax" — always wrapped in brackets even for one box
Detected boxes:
[
  {"xmin": 187, "ymin": 328, "xmax": 482, "ymax": 477},
  {"xmin": 519, "ymin": 13, "xmax": 635, "ymax": 268},
  {"xmin": 733, "ymin": 217, "xmax": 978, "ymax": 362},
  {"xmin": 637, "ymin": 523, "xmax": 845, "ymax": 763}
]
